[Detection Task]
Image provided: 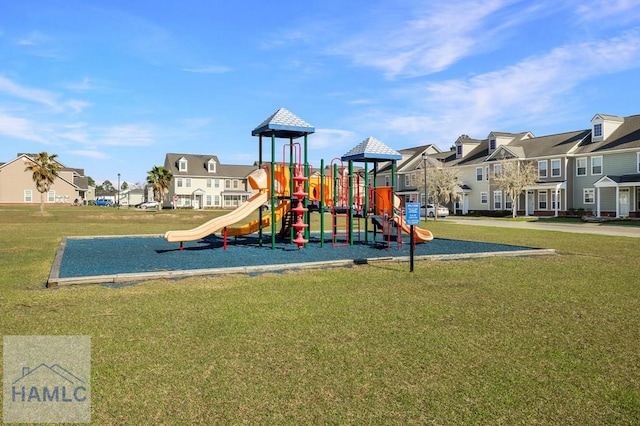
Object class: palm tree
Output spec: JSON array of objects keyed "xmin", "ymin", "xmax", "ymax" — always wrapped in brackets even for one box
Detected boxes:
[
  {"xmin": 24, "ymin": 152, "xmax": 62, "ymax": 213},
  {"xmin": 146, "ymin": 166, "xmax": 173, "ymax": 210}
]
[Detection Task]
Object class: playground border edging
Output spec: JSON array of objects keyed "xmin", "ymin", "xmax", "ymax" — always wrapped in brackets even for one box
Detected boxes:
[{"xmin": 47, "ymin": 247, "xmax": 556, "ymax": 288}]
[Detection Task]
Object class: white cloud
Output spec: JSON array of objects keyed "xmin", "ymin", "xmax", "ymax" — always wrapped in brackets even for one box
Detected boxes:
[
  {"xmin": 67, "ymin": 149, "xmax": 110, "ymax": 159},
  {"xmin": 65, "ymin": 77, "xmax": 111, "ymax": 93},
  {"xmin": 376, "ymin": 29, "xmax": 640, "ymax": 142},
  {"xmin": 0, "ymin": 75, "xmax": 60, "ymax": 110},
  {"xmin": 64, "ymin": 99, "xmax": 91, "ymax": 114},
  {"xmin": 101, "ymin": 124, "xmax": 154, "ymax": 146},
  {"xmin": 182, "ymin": 65, "xmax": 232, "ymax": 74},
  {"xmin": 576, "ymin": 0, "xmax": 640, "ymax": 23},
  {"xmin": 0, "ymin": 113, "xmax": 48, "ymax": 143},
  {"xmin": 311, "ymin": 128, "xmax": 357, "ymax": 150},
  {"xmin": 329, "ymin": 0, "xmax": 518, "ymax": 79}
]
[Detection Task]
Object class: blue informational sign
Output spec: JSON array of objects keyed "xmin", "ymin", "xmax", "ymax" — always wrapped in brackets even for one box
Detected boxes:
[{"xmin": 405, "ymin": 202, "xmax": 421, "ymax": 225}]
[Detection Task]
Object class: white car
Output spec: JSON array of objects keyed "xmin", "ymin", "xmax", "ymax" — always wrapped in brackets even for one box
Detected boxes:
[
  {"xmin": 137, "ymin": 201, "xmax": 159, "ymax": 210},
  {"xmin": 423, "ymin": 204, "xmax": 449, "ymax": 218}
]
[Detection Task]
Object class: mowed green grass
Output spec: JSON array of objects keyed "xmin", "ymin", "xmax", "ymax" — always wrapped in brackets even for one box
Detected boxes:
[{"xmin": 1, "ymin": 206, "xmax": 639, "ymax": 424}]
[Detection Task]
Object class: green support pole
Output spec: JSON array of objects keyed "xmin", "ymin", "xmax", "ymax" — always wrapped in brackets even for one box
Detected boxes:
[
  {"xmin": 333, "ymin": 163, "xmax": 338, "ymax": 245},
  {"xmin": 320, "ymin": 158, "xmax": 325, "ymax": 248},
  {"xmin": 391, "ymin": 161, "xmax": 397, "ymax": 215},
  {"xmin": 391, "ymin": 161, "xmax": 396, "ymax": 192},
  {"xmin": 271, "ymin": 134, "xmax": 276, "ymax": 250},
  {"xmin": 348, "ymin": 160, "xmax": 354, "ymax": 245},
  {"xmin": 304, "ymin": 134, "xmax": 309, "ymax": 242},
  {"xmin": 364, "ymin": 161, "xmax": 369, "ymax": 243},
  {"xmin": 289, "ymin": 139, "xmax": 295, "ymax": 240},
  {"xmin": 333, "ymin": 163, "xmax": 338, "ymax": 207},
  {"xmin": 259, "ymin": 135, "xmax": 263, "ymax": 247}
]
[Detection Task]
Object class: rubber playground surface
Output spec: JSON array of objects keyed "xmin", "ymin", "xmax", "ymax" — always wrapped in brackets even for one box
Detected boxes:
[{"xmin": 48, "ymin": 231, "xmax": 554, "ymax": 287}]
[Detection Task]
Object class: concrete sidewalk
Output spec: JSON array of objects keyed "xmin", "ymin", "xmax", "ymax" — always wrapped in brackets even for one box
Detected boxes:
[{"xmin": 446, "ymin": 218, "xmax": 640, "ymax": 238}]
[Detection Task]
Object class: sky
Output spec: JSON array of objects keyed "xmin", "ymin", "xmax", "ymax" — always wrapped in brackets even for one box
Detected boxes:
[{"xmin": 1, "ymin": 0, "xmax": 640, "ymax": 186}]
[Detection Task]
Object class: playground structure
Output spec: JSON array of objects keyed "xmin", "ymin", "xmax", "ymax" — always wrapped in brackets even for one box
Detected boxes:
[{"xmin": 163, "ymin": 108, "xmax": 433, "ymax": 250}]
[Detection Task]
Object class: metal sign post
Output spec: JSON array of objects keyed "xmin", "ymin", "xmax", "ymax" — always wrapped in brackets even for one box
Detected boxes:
[{"xmin": 405, "ymin": 203, "xmax": 421, "ymax": 272}]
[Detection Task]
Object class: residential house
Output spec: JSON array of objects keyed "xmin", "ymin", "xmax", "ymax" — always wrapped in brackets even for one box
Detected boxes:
[
  {"xmin": 374, "ymin": 144, "xmax": 443, "ymax": 205},
  {"xmin": 367, "ymin": 112, "xmax": 640, "ymax": 218},
  {"xmin": 572, "ymin": 114, "xmax": 640, "ymax": 217},
  {"xmin": 163, "ymin": 153, "xmax": 258, "ymax": 209},
  {"xmin": 0, "ymin": 153, "xmax": 93, "ymax": 205}
]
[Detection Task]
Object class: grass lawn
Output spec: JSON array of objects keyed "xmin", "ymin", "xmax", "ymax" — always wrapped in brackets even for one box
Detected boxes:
[{"xmin": 1, "ymin": 206, "xmax": 639, "ymax": 424}]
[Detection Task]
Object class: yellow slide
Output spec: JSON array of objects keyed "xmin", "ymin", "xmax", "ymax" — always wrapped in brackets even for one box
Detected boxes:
[
  {"xmin": 164, "ymin": 168, "xmax": 269, "ymax": 243},
  {"xmin": 226, "ymin": 200, "xmax": 291, "ymax": 236},
  {"xmin": 393, "ymin": 214, "xmax": 434, "ymax": 243},
  {"xmin": 164, "ymin": 192, "xmax": 269, "ymax": 243}
]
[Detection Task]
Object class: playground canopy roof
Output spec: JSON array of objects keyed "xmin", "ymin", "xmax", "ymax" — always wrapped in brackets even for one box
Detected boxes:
[
  {"xmin": 252, "ymin": 107, "xmax": 315, "ymax": 139},
  {"xmin": 341, "ymin": 136, "xmax": 402, "ymax": 162}
]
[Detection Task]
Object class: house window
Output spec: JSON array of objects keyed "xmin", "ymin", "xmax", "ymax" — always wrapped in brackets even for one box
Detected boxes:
[
  {"xmin": 505, "ymin": 195, "xmax": 512, "ymax": 210},
  {"xmin": 410, "ymin": 173, "xmax": 416, "ymax": 186},
  {"xmin": 480, "ymin": 192, "xmax": 488, "ymax": 204},
  {"xmin": 456, "ymin": 145, "xmax": 462, "ymax": 156},
  {"xmin": 215, "ymin": 179, "xmax": 220, "ymax": 188},
  {"xmin": 594, "ymin": 123, "xmax": 602, "ymax": 137},
  {"xmin": 47, "ymin": 190, "xmax": 55, "ymax": 202},
  {"xmin": 489, "ymin": 139, "xmax": 496, "ymax": 150},
  {"xmin": 206, "ymin": 178, "xmax": 212, "ymax": 188},
  {"xmin": 476, "ymin": 167, "xmax": 483, "ymax": 181},
  {"xmin": 538, "ymin": 191, "xmax": 548, "ymax": 210},
  {"xmin": 176, "ymin": 178, "xmax": 183, "ymax": 188},
  {"xmin": 485, "ymin": 166, "xmax": 490, "ymax": 181},
  {"xmin": 637, "ymin": 152, "xmax": 640, "ymax": 172},
  {"xmin": 493, "ymin": 191, "xmax": 502, "ymax": 210},
  {"xmin": 385, "ymin": 176, "xmax": 390, "ymax": 186},
  {"xmin": 208, "ymin": 160, "xmax": 216, "ymax": 173},
  {"xmin": 24, "ymin": 189, "xmax": 33, "ymax": 202},
  {"xmin": 538, "ymin": 160, "xmax": 548, "ymax": 178},
  {"xmin": 404, "ymin": 174, "xmax": 410, "ymax": 187},
  {"xmin": 584, "ymin": 188, "xmax": 595, "ymax": 204},
  {"xmin": 185, "ymin": 178, "xmax": 191, "ymax": 188},
  {"xmin": 206, "ymin": 195, "xmax": 212, "ymax": 206},
  {"xmin": 179, "ymin": 159, "xmax": 187, "ymax": 172},
  {"xmin": 551, "ymin": 159, "xmax": 561, "ymax": 177},
  {"xmin": 225, "ymin": 180, "xmax": 230, "ymax": 189},
  {"xmin": 233, "ymin": 180, "xmax": 239, "ymax": 189},
  {"xmin": 576, "ymin": 158, "xmax": 587, "ymax": 176},
  {"xmin": 494, "ymin": 164, "xmax": 502, "ymax": 177},
  {"xmin": 591, "ymin": 156, "xmax": 602, "ymax": 175},
  {"xmin": 551, "ymin": 192, "xmax": 561, "ymax": 210},
  {"xmin": 214, "ymin": 195, "xmax": 220, "ymax": 206}
]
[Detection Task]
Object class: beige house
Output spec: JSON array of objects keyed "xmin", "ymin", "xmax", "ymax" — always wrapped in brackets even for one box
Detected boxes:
[
  {"xmin": 0, "ymin": 153, "xmax": 94, "ymax": 205},
  {"xmin": 163, "ymin": 153, "xmax": 258, "ymax": 209}
]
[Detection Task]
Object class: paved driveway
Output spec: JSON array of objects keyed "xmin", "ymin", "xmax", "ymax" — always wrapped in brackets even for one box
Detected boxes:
[{"xmin": 447, "ymin": 218, "xmax": 640, "ymax": 238}]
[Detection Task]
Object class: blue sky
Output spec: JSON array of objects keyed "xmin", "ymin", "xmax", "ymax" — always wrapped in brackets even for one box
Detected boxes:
[{"xmin": 1, "ymin": 0, "xmax": 640, "ymax": 186}]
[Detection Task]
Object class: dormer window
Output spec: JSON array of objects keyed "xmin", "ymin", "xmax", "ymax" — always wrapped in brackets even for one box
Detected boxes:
[
  {"xmin": 489, "ymin": 139, "xmax": 496, "ymax": 150},
  {"xmin": 593, "ymin": 123, "xmax": 602, "ymax": 138},
  {"xmin": 456, "ymin": 144, "xmax": 462, "ymax": 157},
  {"xmin": 178, "ymin": 158, "xmax": 188, "ymax": 172},
  {"xmin": 207, "ymin": 159, "xmax": 217, "ymax": 173}
]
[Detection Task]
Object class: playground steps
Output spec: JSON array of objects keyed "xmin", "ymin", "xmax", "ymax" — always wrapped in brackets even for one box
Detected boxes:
[
  {"xmin": 279, "ymin": 210, "xmax": 294, "ymax": 238},
  {"xmin": 331, "ymin": 209, "xmax": 349, "ymax": 247}
]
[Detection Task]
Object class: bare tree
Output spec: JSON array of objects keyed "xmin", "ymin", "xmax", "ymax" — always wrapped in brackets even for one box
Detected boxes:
[
  {"xmin": 492, "ymin": 159, "xmax": 538, "ymax": 218},
  {"xmin": 422, "ymin": 160, "xmax": 460, "ymax": 220}
]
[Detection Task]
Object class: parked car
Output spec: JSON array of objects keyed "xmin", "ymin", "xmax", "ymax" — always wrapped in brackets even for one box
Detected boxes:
[
  {"xmin": 95, "ymin": 198, "xmax": 114, "ymax": 207},
  {"xmin": 136, "ymin": 201, "xmax": 159, "ymax": 210},
  {"xmin": 423, "ymin": 204, "xmax": 449, "ymax": 218}
]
